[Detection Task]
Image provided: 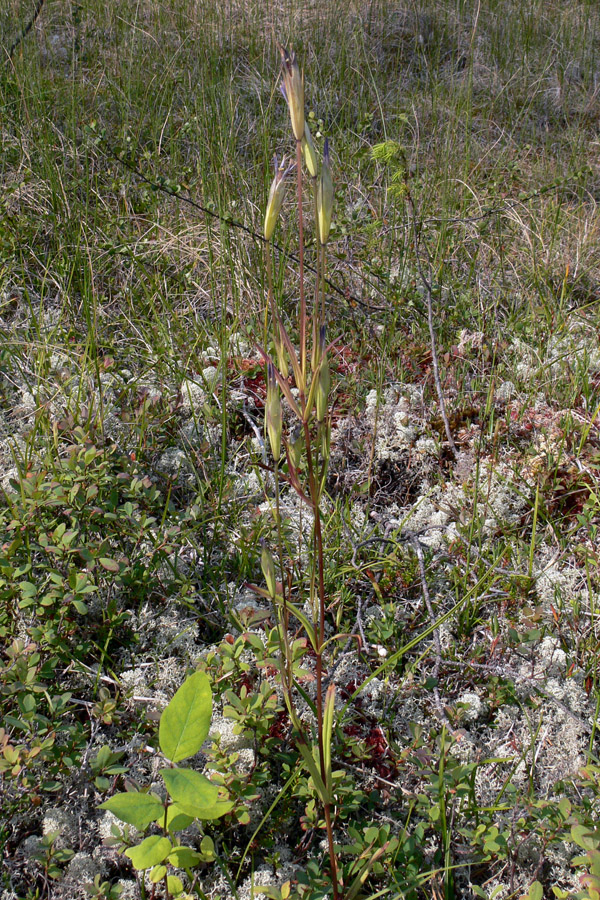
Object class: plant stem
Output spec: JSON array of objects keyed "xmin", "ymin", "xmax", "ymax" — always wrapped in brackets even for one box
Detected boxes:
[
  {"xmin": 302, "ymin": 417, "xmax": 339, "ymax": 900},
  {"xmin": 312, "ymin": 177, "xmax": 320, "ymax": 366},
  {"xmin": 273, "ymin": 460, "xmax": 293, "ymax": 692},
  {"xmin": 296, "ymin": 139, "xmax": 307, "ymax": 383},
  {"xmin": 265, "ymin": 240, "xmax": 273, "ymax": 348}
]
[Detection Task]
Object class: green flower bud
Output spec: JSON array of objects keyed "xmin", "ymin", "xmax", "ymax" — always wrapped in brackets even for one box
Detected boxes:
[
  {"xmin": 279, "ymin": 47, "xmax": 305, "ymax": 141},
  {"xmin": 274, "ymin": 332, "xmax": 288, "ymax": 378},
  {"xmin": 315, "ymin": 327, "xmax": 330, "ymax": 423},
  {"xmin": 266, "ymin": 362, "xmax": 282, "ymax": 461},
  {"xmin": 289, "ymin": 425, "xmax": 304, "ymax": 470},
  {"xmin": 301, "ymin": 122, "xmax": 318, "ymax": 178},
  {"xmin": 264, "ymin": 156, "xmax": 291, "ymax": 241},
  {"xmin": 317, "ymin": 139, "xmax": 333, "ymax": 245},
  {"xmin": 261, "ymin": 540, "xmax": 277, "ymax": 598}
]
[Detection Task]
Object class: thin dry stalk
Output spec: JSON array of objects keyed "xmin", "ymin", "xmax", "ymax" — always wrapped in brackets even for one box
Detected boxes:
[{"xmin": 405, "ymin": 186, "xmax": 458, "ymax": 458}]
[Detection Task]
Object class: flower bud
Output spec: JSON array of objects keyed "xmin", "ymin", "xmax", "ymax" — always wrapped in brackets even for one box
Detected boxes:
[
  {"xmin": 317, "ymin": 139, "xmax": 333, "ymax": 245},
  {"xmin": 261, "ymin": 540, "xmax": 277, "ymax": 598},
  {"xmin": 264, "ymin": 156, "xmax": 291, "ymax": 241},
  {"xmin": 289, "ymin": 425, "xmax": 304, "ymax": 470},
  {"xmin": 315, "ymin": 328, "xmax": 330, "ymax": 423},
  {"xmin": 266, "ymin": 362, "xmax": 282, "ymax": 461},
  {"xmin": 274, "ymin": 333, "xmax": 288, "ymax": 378},
  {"xmin": 279, "ymin": 47, "xmax": 305, "ymax": 141},
  {"xmin": 301, "ymin": 122, "xmax": 318, "ymax": 178}
]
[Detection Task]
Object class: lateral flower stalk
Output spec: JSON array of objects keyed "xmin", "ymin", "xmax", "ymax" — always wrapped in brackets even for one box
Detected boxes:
[
  {"xmin": 279, "ymin": 46, "xmax": 305, "ymax": 141},
  {"xmin": 264, "ymin": 156, "xmax": 292, "ymax": 241},
  {"xmin": 317, "ymin": 138, "xmax": 333, "ymax": 245}
]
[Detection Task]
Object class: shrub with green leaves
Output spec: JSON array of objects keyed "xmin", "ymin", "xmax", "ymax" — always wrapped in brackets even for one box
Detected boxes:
[{"xmin": 100, "ymin": 670, "xmax": 232, "ymax": 899}]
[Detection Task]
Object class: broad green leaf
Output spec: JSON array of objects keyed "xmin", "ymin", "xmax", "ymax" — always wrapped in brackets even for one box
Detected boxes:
[
  {"xmin": 572, "ymin": 824, "xmax": 600, "ymax": 850},
  {"xmin": 149, "ymin": 865, "xmax": 167, "ymax": 883},
  {"xmin": 526, "ymin": 883, "xmax": 543, "ymax": 900},
  {"xmin": 166, "ymin": 875, "xmax": 184, "ymax": 896},
  {"xmin": 99, "ymin": 557, "xmax": 120, "ymax": 572},
  {"xmin": 200, "ymin": 836, "xmax": 215, "ymax": 857},
  {"xmin": 161, "ymin": 767, "xmax": 220, "ymax": 811},
  {"xmin": 99, "ymin": 792, "xmax": 164, "ymax": 829},
  {"xmin": 159, "ymin": 671, "xmax": 212, "ymax": 763},
  {"xmin": 167, "ymin": 846, "xmax": 201, "ymax": 868},
  {"xmin": 169, "ymin": 798, "xmax": 233, "ymax": 821},
  {"xmin": 158, "ymin": 805, "xmax": 194, "ymax": 832},
  {"xmin": 188, "ymin": 798, "xmax": 234, "ymax": 821},
  {"xmin": 125, "ymin": 835, "xmax": 172, "ymax": 870}
]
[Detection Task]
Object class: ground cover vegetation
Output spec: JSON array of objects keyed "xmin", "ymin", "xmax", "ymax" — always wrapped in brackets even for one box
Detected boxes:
[{"xmin": 1, "ymin": 0, "xmax": 600, "ymax": 898}]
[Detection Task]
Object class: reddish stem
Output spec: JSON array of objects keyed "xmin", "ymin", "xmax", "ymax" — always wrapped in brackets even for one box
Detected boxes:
[{"xmin": 296, "ymin": 139, "xmax": 306, "ymax": 381}]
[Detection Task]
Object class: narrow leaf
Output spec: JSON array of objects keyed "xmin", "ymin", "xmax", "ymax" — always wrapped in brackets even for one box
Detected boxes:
[
  {"xmin": 296, "ymin": 740, "xmax": 329, "ymax": 801},
  {"xmin": 256, "ymin": 345, "xmax": 302, "ymax": 418},
  {"xmin": 346, "ymin": 845, "xmax": 388, "ymax": 900},
  {"xmin": 322, "ymin": 684, "xmax": 335, "ymax": 794},
  {"xmin": 283, "ymin": 602, "xmax": 318, "ymax": 650}
]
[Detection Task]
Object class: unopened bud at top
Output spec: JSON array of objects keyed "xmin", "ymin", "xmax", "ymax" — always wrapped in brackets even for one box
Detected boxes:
[
  {"xmin": 264, "ymin": 156, "xmax": 291, "ymax": 241},
  {"xmin": 279, "ymin": 46, "xmax": 305, "ymax": 141},
  {"xmin": 317, "ymin": 139, "xmax": 333, "ymax": 245},
  {"xmin": 301, "ymin": 122, "xmax": 318, "ymax": 178}
]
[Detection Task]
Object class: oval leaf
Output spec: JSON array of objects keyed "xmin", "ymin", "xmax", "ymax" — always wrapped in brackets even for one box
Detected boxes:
[
  {"xmin": 99, "ymin": 792, "xmax": 164, "ymax": 829},
  {"xmin": 158, "ymin": 805, "xmax": 194, "ymax": 833},
  {"xmin": 192, "ymin": 798, "xmax": 235, "ymax": 820},
  {"xmin": 125, "ymin": 835, "xmax": 172, "ymax": 870},
  {"xmin": 161, "ymin": 767, "xmax": 220, "ymax": 811},
  {"xmin": 167, "ymin": 846, "xmax": 201, "ymax": 868},
  {"xmin": 149, "ymin": 865, "xmax": 167, "ymax": 883},
  {"xmin": 159, "ymin": 671, "xmax": 212, "ymax": 763},
  {"xmin": 167, "ymin": 875, "xmax": 184, "ymax": 896},
  {"xmin": 99, "ymin": 557, "xmax": 120, "ymax": 572}
]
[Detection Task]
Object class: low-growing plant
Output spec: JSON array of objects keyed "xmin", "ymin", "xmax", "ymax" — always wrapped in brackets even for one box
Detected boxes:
[{"xmin": 99, "ymin": 670, "xmax": 233, "ymax": 900}]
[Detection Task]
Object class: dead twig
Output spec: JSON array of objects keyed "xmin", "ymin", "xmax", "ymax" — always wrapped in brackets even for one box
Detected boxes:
[
  {"xmin": 409, "ymin": 535, "xmax": 459, "ymax": 734},
  {"xmin": 404, "ymin": 183, "xmax": 458, "ymax": 458},
  {"xmin": 4, "ymin": 0, "xmax": 46, "ymax": 62}
]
